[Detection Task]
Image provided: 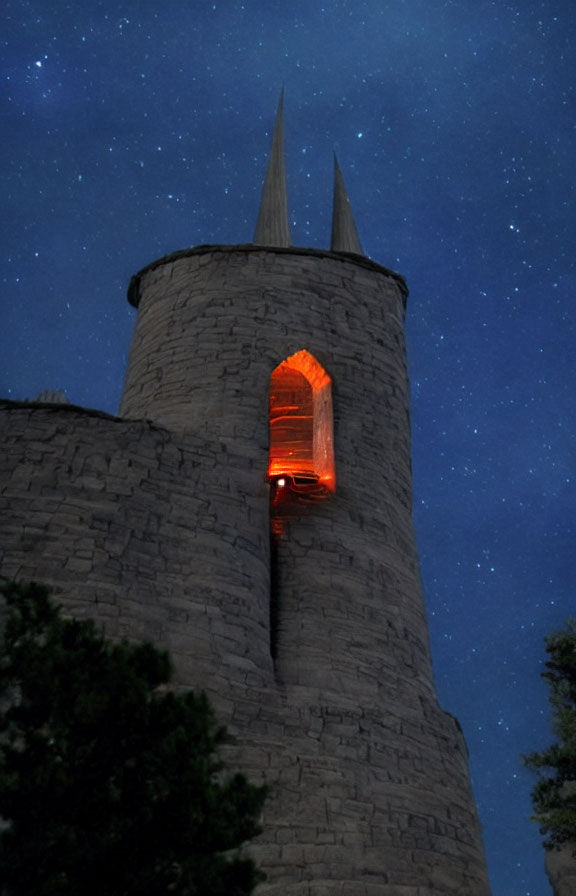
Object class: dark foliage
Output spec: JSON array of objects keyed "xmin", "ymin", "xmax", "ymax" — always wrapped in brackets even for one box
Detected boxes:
[
  {"xmin": 524, "ymin": 620, "xmax": 576, "ymax": 850},
  {"xmin": 0, "ymin": 581, "xmax": 266, "ymax": 896}
]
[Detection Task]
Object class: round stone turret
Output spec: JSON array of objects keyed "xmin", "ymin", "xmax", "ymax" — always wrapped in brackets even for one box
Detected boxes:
[
  {"xmin": 0, "ymin": 96, "xmax": 493, "ymax": 893},
  {"xmin": 115, "ymin": 242, "xmax": 492, "ymax": 893},
  {"xmin": 119, "ymin": 244, "xmax": 431, "ymax": 695}
]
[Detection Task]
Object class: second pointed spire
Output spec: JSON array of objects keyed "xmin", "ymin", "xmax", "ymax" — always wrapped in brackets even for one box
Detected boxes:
[
  {"xmin": 330, "ymin": 154, "xmax": 363, "ymax": 255},
  {"xmin": 253, "ymin": 90, "xmax": 291, "ymax": 247}
]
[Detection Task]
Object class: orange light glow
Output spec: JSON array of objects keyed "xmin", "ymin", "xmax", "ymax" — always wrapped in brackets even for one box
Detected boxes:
[{"xmin": 268, "ymin": 349, "xmax": 335, "ymax": 495}]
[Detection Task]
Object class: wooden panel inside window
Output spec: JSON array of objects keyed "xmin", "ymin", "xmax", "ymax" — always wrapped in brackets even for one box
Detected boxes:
[{"xmin": 268, "ymin": 350, "xmax": 335, "ymax": 493}]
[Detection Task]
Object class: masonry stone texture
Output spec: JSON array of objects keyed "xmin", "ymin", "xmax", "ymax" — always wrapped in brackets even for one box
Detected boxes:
[{"xmin": 0, "ymin": 244, "xmax": 493, "ymax": 893}]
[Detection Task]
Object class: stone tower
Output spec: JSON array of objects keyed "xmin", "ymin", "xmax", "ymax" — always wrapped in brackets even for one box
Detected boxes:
[{"xmin": 0, "ymin": 97, "xmax": 492, "ymax": 894}]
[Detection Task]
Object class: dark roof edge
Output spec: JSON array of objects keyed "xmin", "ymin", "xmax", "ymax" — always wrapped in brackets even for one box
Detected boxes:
[
  {"xmin": 0, "ymin": 398, "xmax": 122, "ymax": 422},
  {"xmin": 0, "ymin": 398, "xmax": 177, "ymax": 438},
  {"xmin": 0, "ymin": 399, "xmax": 226, "ymax": 447},
  {"xmin": 127, "ymin": 243, "xmax": 409, "ymax": 308}
]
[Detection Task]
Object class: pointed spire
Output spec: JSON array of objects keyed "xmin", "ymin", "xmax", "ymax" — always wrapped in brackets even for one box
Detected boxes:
[
  {"xmin": 330, "ymin": 154, "xmax": 363, "ymax": 255},
  {"xmin": 253, "ymin": 90, "xmax": 291, "ymax": 247}
]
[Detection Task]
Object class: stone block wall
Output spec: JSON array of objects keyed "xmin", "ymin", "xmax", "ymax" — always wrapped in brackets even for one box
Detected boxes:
[
  {"xmin": 545, "ymin": 844, "xmax": 576, "ymax": 896},
  {"xmin": 0, "ymin": 244, "xmax": 492, "ymax": 893}
]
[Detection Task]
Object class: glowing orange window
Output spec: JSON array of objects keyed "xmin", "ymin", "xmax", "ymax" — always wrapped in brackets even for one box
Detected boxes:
[{"xmin": 268, "ymin": 350, "xmax": 335, "ymax": 499}]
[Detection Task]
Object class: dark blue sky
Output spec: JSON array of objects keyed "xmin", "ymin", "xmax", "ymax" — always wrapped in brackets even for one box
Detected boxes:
[{"xmin": 1, "ymin": 2, "xmax": 574, "ymax": 892}]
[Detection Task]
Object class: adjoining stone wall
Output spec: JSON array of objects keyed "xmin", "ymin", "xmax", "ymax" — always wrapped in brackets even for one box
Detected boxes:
[
  {"xmin": 0, "ymin": 402, "xmax": 273, "ymax": 695},
  {"xmin": 0, "ymin": 245, "xmax": 492, "ymax": 893}
]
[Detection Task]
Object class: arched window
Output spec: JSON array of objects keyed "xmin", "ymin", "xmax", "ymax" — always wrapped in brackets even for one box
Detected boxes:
[{"xmin": 268, "ymin": 350, "xmax": 335, "ymax": 506}]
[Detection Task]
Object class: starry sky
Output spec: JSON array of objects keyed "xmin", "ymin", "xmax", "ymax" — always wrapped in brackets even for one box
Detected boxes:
[{"xmin": 1, "ymin": 1, "xmax": 574, "ymax": 892}]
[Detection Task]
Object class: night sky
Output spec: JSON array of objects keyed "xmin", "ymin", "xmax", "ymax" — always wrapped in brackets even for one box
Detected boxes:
[{"xmin": 1, "ymin": 2, "xmax": 574, "ymax": 893}]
